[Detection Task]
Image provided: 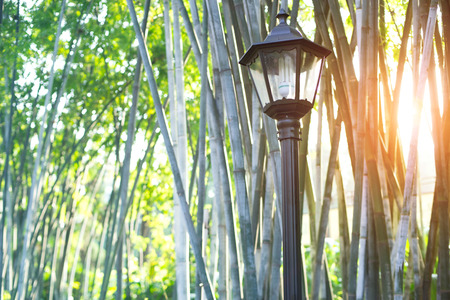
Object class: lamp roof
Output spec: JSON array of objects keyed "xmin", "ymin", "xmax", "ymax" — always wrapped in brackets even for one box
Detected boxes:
[{"xmin": 239, "ymin": 9, "xmax": 331, "ymax": 66}]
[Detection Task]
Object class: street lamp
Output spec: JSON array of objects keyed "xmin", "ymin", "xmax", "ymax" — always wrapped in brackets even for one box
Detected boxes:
[{"xmin": 240, "ymin": 8, "xmax": 331, "ymax": 299}]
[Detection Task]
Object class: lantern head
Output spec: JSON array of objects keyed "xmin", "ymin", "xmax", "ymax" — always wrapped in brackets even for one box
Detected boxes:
[{"xmin": 239, "ymin": 9, "xmax": 331, "ymax": 120}]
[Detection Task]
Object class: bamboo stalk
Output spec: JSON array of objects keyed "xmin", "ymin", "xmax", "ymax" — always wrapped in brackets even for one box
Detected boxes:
[
  {"xmin": 250, "ymin": 89, "xmax": 263, "ymax": 246},
  {"xmin": 269, "ymin": 196, "xmax": 282, "ymax": 300},
  {"xmin": 404, "ymin": 250, "xmax": 415, "ymax": 299},
  {"xmin": 187, "ymin": 0, "xmax": 201, "ymax": 39},
  {"xmin": 258, "ymin": 162, "xmax": 274, "ymax": 300},
  {"xmin": 56, "ymin": 195, "xmax": 76, "ymax": 298},
  {"xmin": 298, "ymin": 111, "xmax": 312, "ymax": 299},
  {"xmin": 409, "ymin": 172, "xmax": 424, "ymax": 299},
  {"xmin": 268, "ymin": 0, "xmax": 279, "ymax": 31},
  {"xmin": 195, "ymin": 4, "xmax": 209, "ymax": 299},
  {"xmin": 90, "ymin": 193, "xmax": 113, "ymax": 298},
  {"xmin": 243, "ymin": 0, "xmax": 261, "ymax": 43},
  {"xmin": 230, "ymin": 0, "xmax": 252, "ymax": 48},
  {"xmin": 315, "ymin": 71, "xmax": 325, "ymax": 234},
  {"xmin": 290, "ymin": 0, "xmax": 299, "ymax": 28},
  {"xmin": 48, "ymin": 216, "xmax": 62, "ymax": 300},
  {"xmin": 67, "ymin": 211, "xmax": 88, "ymax": 299},
  {"xmin": 305, "ymin": 159, "xmax": 317, "ymax": 248},
  {"xmin": 379, "ymin": 138, "xmax": 404, "ymax": 215},
  {"xmin": 99, "ymin": 126, "xmax": 123, "ymax": 297},
  {"xmin": 366, "ymin": 192, "xmax": 380, "ymax": 299},
  {"xmin": 173, "ymin": 0, "xmax": 191, "ymax": 296},
  {"xmin": 356, "ymin": 167, "xmax": 368, "ymax": 300},
  {"xmin": 299, "ymin": 111, "xmax": 311, "ymax": 235},
  {"xmin": 208, "ymin": 129, "xmax": 222, "ymax": 296},
  {"xmin": 29, "ymin": 208, "xmax": 50, "ymax": 299},
  {"xmin": 378, "ymin": 154, "xmax": 394, "ymax": 245},
  {"xmin": 312, "ymin": 113, "xmax": 342, "ymax": 299},
  {"xmin": 210, "ymin": 135, "xmax": 229, "ymax": 299},
  {"xmin": 251, "ymin": 131, "xmax": 266, "ymax": 244},
  {"xmin": 348, "ymin": 0, "xmax": 368, "ymax": 297},
  {"xmin": 366, "ymin": 136, "xmax": 393, "ymax": 298},
  {"xmin": 335, "ymin": 163, "xmax": 350, "ymax": 299},
  {"xmin": 420, "ymin": 187, "xmax": 439, "ymax": 298},
  {"xmin": 82, "ymin": 214, "xmax": 98, "ymax": 299}
]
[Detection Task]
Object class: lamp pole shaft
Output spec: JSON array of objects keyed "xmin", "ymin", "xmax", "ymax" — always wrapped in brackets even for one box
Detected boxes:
[{"xmin": 277, "ymin": 117, "xmax": 303, "ymax": 299}]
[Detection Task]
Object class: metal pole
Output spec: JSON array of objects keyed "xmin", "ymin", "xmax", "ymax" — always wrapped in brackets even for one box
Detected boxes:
[{"xmin": 277, "ymin": 116, "xmax": 302, "ymax": 299}]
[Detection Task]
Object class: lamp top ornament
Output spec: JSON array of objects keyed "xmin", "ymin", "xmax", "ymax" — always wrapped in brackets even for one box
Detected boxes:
[{"xmin": 264, "ymin": 9, "xmax": 303, "ymax": 42}]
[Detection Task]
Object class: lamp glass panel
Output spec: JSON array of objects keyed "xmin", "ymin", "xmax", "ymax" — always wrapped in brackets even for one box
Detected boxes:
[
  {"xmin": 248, "ymin": 56, "xmax": 271, "ymax": 108},
  {"xmin": 262, "ymin": 49, "xmax": 297, "ymax": 101},
  {"xmin": 299, "ymin": 51, "xmax": 323, "ymax": 104}
]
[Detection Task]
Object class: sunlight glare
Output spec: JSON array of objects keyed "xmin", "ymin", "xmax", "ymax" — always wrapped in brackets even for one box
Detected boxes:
[{"xmin": 397, "ymin": 68, "xmax": 436, "ymax": 194}]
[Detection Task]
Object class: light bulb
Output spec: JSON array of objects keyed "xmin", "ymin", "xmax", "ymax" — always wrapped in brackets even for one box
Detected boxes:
[{"xmin": 278, "ymin": 55, "xmax": 293, "ymax": 99}]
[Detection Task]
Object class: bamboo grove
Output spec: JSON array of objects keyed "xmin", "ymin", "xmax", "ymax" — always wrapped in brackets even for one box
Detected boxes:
[{"xmin": 1, "ymin": 0, "xmax": 449, "ymax": 299}]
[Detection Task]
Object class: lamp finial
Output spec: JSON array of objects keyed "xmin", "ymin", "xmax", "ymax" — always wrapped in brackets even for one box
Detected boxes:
[{"xmin": 276, "ymin": 8, "xmax": 289, "ymax": 25}]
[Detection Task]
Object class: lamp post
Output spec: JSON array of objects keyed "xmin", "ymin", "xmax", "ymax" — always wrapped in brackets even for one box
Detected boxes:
[{"xmin": 239, "ymin": 9, "xmax": 331, "ymax": 299}]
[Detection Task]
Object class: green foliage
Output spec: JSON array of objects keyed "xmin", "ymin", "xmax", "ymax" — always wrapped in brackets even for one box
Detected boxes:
[
  {"xmin": 304, "ymin": 239, "xmax": 343, "ymax": 299},
  {"xmin": 0, "ymin": 0, "xmax": 192, "ymax": 297}
]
